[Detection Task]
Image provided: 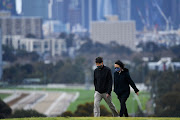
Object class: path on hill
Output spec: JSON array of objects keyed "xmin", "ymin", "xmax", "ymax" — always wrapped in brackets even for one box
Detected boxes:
[{"xmin": 0, "ymin": 90, "xmax": 79, "ymax": 116}]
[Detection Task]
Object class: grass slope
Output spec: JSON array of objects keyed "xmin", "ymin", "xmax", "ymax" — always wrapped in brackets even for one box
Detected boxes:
[
  {"xmin": 0, "ymin": 93, "xmax": 11, "ymax": 99},
  {"xmin": 0, "ymin": 87, "xmax": 150, "ymax": 113}
]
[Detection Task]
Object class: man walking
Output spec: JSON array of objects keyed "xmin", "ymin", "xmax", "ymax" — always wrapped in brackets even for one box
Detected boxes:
[{"xmin": 94, "ymin": 57, "xmax": 118, "ymax": 117}]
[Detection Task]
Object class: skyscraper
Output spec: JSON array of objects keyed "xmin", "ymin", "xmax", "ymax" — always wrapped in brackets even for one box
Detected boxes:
[
  {"xmin": 161, "ymin": 0, "xmax": 180, "ymax": 29},
  {"xmin": 0, "ymin": 0, "xmax": 17, "ymax": 15},
  {"xmin": 68, "ymin": 0, "xmax": 82, "ymax": 28},
  {"xmin": 50, "ymin": 0, "xmax": 71, "ymax": 23},
  {"xmin": 91, "ymin": 0, "xmax": 97, "ymax": 21},
  {"xmin": 81, "ymin": 0, "xmax": 97, "ymax": 29},
  {"xmin": 116, "ymin": 0, "xmax": 131, "ymax": 20},
  {"xmin": 97, "ymin": 0, "xmax": 115, "ymax": 20},
  {"xmin": 22, "ymin": 0, "xmax": 49, "ymax": 20},
  {"xmin": 81, "ymin": 0, "xmax": 89, "ymax": 29}
]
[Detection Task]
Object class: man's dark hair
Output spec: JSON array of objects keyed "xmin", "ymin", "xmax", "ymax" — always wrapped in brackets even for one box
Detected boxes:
[
  {"xmin": 95, "ymin": 57, "xmax": 103, "ymax": 63},
  {"xmin": 115, "ymin": 60, "xmax": 124, "ymax": 69}
]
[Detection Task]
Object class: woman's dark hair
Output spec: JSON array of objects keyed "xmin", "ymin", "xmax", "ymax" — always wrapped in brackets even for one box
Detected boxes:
[
  {"xmin": 95, "ymin": 57, "xmax": 103, "ymax": 63},
  {"xmin": 115, "ymin": 60, "xmax": 124, "ymax": 69}
]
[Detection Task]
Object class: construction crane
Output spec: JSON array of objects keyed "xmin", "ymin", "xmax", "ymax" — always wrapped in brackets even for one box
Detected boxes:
[
  {"xmin": 137, "ymin": 7, "xmax": 147, "ymax": 28},
  {"xmin": 152, "ymin": 0, "xmax": 169, "ymax": 31}
]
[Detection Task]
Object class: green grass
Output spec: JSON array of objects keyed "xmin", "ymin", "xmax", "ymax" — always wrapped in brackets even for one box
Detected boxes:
[
  {"xmin": 0, "ymin": 87, "xmax": 150, "ymax": 113},
  {"xmin": 0, "ymin": 93, "xmax": 11, "ymax": 99},
  {"xmin": 67, "ymin": 90, "xmax": 150, "ymax": 113},
  {"xmin": 2, "ymin": 117, "xmax": 180, "ymax": 120}
]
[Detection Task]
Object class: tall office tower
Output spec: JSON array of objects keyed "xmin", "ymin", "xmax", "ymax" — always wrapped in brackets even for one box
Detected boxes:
[
  {"xmin": 50, "ymin": 0, "xmax": 70, "ymax": 23},
  {"xmin": 68, "ymin": 0, "xmax": 82, "ymax": 28},
  {"xmin": 81, "ymin": 0, "xmax": 89, "ymax": 29},
  {"xmin": 81, "ymin": 0, "xmax": 97, "ymax": 30},
  {"xmin": 22, "ymin": 0, "xmax": 49, "ymax": 20},
  {"xmin": 0, "ymin": 0, "xmax": 17, "ymax": 15},
  {"xmin": 116, "ymin": 0, "xmax": 131, "ymax": 20},
  {"xmin": 161, "ymin": 0, "xmax": 180, "ymax": 29},
  {"xmin": 91, "ymin": 0, "xmax": 97, "ymax": 21},
  {"xmin": 97, "ymin": 0, "xmax": 113, "ymax": 20}
]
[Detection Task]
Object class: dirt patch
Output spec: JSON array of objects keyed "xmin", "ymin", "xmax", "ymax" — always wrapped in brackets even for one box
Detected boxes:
[{"xmin": 7, "ymin": 93, "xmax": 29, "ymax": 106}]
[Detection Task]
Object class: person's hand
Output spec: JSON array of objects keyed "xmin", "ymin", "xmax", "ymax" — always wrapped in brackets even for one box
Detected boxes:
[
  {"xmin": 136, "ymin": 92, "xmax": 139, "ymax": 96},
  {"xmin": 106, "ymin": 94, "xmax": 110, "ymax": 98}
]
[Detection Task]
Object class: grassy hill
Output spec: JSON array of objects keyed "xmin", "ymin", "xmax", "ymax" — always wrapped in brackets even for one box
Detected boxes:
[
  {"xmin": 0, "ymin": 87, "xmax": 150, "ymax": 114},
  {"xmin": 2, "ymin": 117, "xmax": 180, "ymax": 120}
]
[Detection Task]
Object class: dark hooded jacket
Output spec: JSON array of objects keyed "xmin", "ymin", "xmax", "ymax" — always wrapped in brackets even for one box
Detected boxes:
[
  {"xmin": 94, "ymin": 65, "xmax": 112, "ymax": 95},
  {"xmin": 114, "ymin": 68, "xmax": 139, "ymax": 98}
]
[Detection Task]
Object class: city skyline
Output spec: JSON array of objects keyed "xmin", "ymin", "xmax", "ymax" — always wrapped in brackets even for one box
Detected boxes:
[{"xmin": 1, "ymin": 0, "xmax": 180, "ymax": 31}]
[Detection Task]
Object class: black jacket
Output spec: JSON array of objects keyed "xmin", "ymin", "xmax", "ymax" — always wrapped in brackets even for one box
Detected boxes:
[
  {"xmin": 94, "ymin": 65, "xmax": 112, "ymax": 95},
  {"xmin": 114, "ymin": 68, "xmax": 139, "ymax": 97}
]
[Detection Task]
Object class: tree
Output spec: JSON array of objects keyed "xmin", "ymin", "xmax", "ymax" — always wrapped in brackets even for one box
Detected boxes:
[
  {"xmin": 78, "ymin": 40, "xmax": 93, "ymax": 52},
  {"xmin": 10, "ymin": 109, "xmax": 46, "ymax": 118},
  {"xmin": 52, "ymin": 62, "xmax": 85, "ymax": 83},
  {"xmin": 61, "ymin": 102, "xmax": 111, "ymax": 117},
  {"xmin": 0, "ymin": 99, "xmax": 12, "ymax": 119},
  {"xmin": 66, "ymin": 33, "xmax": 75, "ymax": 48},
  {"xmin": 147, "ymin": 70, "xmax": 180, "ymax": 117},
  {"xmin": 26, "ymin": 34, "xmax": 36, "ymax": 38},
  {"xmin": 61, "ymin": 111, "xmax": 74, "ymax": 117},
  {"xmin": 171, "ymin": 44, "xmax": 180, "ymax": 58},
  {"xmin": 155, "ymin": 92, "xmax": 180, "ymax": 117},
  {"xmin": 2, "ymin": 45, "xmax": 17, "ymax": 62},
  {"xmin": 58, "ymin": 32, "xmax": 67, "ymax": 39}
]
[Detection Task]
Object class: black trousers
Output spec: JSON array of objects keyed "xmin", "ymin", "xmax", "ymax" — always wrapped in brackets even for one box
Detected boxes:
[{"xmin": 118, "ymin": 97, "xmax": 129, "ymax": 117}]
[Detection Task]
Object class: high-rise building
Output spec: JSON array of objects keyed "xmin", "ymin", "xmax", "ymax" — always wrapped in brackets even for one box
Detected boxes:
[
  {"xmin": 90, "ymin": 18, "xmax": 136, "ymax": 50},
  {"xmin": 116, "ymin": 0, "xmax": 131, "ymax": 20},
  {"xmin": 80, "ymin": 0, "xmax": 98, "ymax": 30},
  {"xmin": 22, "ymin": 0, "xmax": 49, "ymax": 20},
  {"xmin": 81, "ymin": 0, "xmax": 89, "ymax": 29},
  {"xmin": 68, "ymin": 8, "xmax": 81, "ymax": 28},
  {"xmin": 50, "ymin": 0, "xmax": 70, "ymax": 23},
  {"xmin": 0, "ymin": 17, "xmax": 43, "ymax": 38},
  {"xmin": 68, "ymin": 0, "xmax": 82, "ymax": 29},
  {"xmin": 91, "ymin": 0, "xmax": 97, "ymax": 21},
  {"xmin": 161, "ymin": 0, "xmax": 180, "ymax": 29},
  {"xmin": 0, "ymin": 0, "xmax": 17, "ymax": 15}
]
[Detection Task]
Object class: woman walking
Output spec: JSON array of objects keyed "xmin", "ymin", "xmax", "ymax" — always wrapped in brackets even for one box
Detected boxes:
[{"xmin": 114, "ymin": 60, "xmax": 139, "ymax": 117}]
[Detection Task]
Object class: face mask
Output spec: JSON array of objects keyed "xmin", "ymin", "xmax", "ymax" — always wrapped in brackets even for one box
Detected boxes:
[
  {"xmin": 115, "ymin": 67, "xmax": 121, "ymax": 72},
  {"xmin": 97, "ymin": 65, "xmax": 103, "ymax": 69}
]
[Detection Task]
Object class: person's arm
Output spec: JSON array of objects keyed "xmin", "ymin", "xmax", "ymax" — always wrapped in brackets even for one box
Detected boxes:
[
  {"xmin": 107, "ymin": 69, "xmax": 112, "ymax": 95},
  {"xmin": 126, "ymin": 72, "xmax": 139, "ymax": 93},
  {"xmin": 94, "ymin": 70, "xmax": 97, "ymax": 89}
]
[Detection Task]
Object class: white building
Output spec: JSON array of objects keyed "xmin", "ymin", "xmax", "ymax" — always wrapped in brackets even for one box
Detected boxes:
[
  {"xmin": 2, "ymin": 35, "xmax": 67, "ymax": 57},
  {"xmin": 148, "ymin": 57, "xmax": 180, "ymax": 71},
  {"xmin": 90, "ymin": 18, "xmax": 136, "ymax": 50}
]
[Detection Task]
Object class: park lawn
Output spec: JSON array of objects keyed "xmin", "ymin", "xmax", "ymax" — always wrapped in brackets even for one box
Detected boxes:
[
  {"xmin": 2, "ymin": 117, "xmax": 180, "ymax": 120},
  {"xmin": 67, "ymin": 90, "xmax": 150, "ymax": 113},
  {"xmin": 0, "ymin": 93, "xmax": 11, "ymax": 99},
  {"xmin": 0, "ymin": 87, "xmax": 150, "ymax": 113}
]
